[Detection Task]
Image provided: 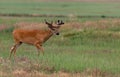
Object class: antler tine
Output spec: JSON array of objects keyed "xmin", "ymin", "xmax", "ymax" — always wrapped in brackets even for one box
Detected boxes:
[
  {"xmin": 44, "ymin": 19, "xmax": 52, "ymax": 25},
  {"xmin": 44, "ymin": 19, "xmax": 48, "ymax": 23}
]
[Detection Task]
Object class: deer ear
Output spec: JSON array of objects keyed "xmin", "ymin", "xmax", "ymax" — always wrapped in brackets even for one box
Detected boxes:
[
  {"xmin": 56, "ymin": 20, "xmax": 60, "ymax": 25},
  {"xmin": 57, "ymin": 20, "xmax": 64, "ymax": 25},
  {"xmin": 57, "ymin": 20, "xmax": 60, "ymax": 23}
]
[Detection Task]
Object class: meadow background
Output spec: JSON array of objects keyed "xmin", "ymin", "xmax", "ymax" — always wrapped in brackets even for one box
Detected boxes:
[{"xmin": 0, "ymin": 0, "xmax": 120, "ymax": 77}]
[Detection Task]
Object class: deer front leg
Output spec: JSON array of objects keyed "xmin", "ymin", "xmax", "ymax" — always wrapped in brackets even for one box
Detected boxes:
[
  {"xmin": 9, "ymin": 42, "xmax": 22, "ymax": 59},
  {"xmin": 35, "ymin": 43, "xmax": 44, "ymax": 56},
  {"xmin": 9, "ymin": 44, "xmax": 16, "ymax": 59}
]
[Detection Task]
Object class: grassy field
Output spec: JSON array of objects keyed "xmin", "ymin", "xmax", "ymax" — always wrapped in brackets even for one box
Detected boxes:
[
  {"xmin": 0, "ymin": 17, "xmax": 120, "ymax": 77},
  {"xmin": 0, "ymin": 0, "xmax": 120, "ymax": 77},
  {"xmin": 0, "ymin": 1, "xmax": 120, "ymax": 17}
]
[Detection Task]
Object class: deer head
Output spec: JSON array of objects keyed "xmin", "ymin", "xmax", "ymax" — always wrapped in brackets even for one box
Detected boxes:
[{"xmin": 45, "ymin": 20, "xmax": 64, "ymax": 35}]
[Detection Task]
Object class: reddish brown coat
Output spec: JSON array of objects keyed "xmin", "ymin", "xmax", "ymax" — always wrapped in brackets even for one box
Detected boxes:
[{"xmin": 9, "ymin": 20, "xmax": 64, "ymax": 59}]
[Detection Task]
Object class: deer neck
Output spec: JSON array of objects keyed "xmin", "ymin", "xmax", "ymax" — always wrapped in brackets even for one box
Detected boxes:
[{"xmin": 42, "ymin": 30, "xmax": 54, "ymax": 43}]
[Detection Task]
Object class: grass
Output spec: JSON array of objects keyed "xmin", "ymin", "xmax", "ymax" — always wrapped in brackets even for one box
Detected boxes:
[
  {"xmin": 0, "ymin": 18, "xmax": 120, "ymax": 77},
  {"xmin": 0, "ymin": 1, "xmax": 120, "ymax": 17},
  {"xmin": 0, "ymin": 1, "xmax": 120, "ymax": 76}
]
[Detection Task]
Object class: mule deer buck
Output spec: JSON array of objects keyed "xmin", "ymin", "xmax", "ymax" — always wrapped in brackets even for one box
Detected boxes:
[{"xmin": 9, "ymin": 20, "xmax": 64, "ymax": 59}]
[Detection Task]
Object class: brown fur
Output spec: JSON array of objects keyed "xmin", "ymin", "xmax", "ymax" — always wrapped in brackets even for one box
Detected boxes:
[
  {"xmin": 9, "ymin": 20, "xmax": 64, "ymax": 59},
  {"xmin": 13, "ymin": 29, "xmax": 53, "ymax": 45}
]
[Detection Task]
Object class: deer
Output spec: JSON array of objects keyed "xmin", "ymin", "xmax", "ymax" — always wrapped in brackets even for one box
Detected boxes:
[{"xmin": 9, "ymin": 20, "xmax": 64, "ymax": 59}]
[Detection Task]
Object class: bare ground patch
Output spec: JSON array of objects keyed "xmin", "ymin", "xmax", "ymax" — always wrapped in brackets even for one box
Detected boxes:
[{"xmin": 14, "ymin": 22, "xmax": 48, "ymax": 30}]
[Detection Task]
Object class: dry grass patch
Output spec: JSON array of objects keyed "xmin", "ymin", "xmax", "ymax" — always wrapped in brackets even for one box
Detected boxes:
[
  {"xmin": 0, "ymin": 24, "xmax": 7, "ymax": 31},
  {"xmin": 14, "ymin": 22, "xmax": 47, "ymax": 30},
  {"xmin": 0, "ymin": 57, "xmax": 119, "ymax": 77}
]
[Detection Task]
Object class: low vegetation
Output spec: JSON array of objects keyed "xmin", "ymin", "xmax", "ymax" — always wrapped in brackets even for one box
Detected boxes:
[
  {"xmin": 0, "ymin": 17, "xmax": 120, "ymax": 77},
  {"xmin": 0, "ymin": 1, "xmax": 120, "ymax": 17},
  {"xmin": 0, "ymin": 0, "xmax": 120, "ymax": 76}
]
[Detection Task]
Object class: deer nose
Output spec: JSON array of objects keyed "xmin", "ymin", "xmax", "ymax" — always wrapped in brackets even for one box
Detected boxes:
[{"xmin": 56, "ymin": 33, "xmax": 59, "ymax": 35}]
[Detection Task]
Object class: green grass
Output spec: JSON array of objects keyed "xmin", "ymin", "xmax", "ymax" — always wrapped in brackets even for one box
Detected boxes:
[
  {"xmin": 0, "ymin": 1, "xmax": 120, "ymax": 76},
  {"xmin": 0, "ymin": 18, "xmax": 120, "ymax": 75},
  {"xmin": 0, "ymin": 1, "xmax": 120, "ymax": 17}
]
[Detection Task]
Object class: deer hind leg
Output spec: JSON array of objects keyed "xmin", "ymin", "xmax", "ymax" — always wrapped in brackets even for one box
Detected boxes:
[
  {"xmin": 35, "ymin": 43, "xmax": 44, "ymax": 56},
  {"xmin": 9, "ymin": 42, "xmax": 22, "ymax": 59}
]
